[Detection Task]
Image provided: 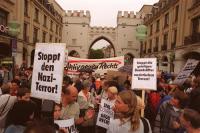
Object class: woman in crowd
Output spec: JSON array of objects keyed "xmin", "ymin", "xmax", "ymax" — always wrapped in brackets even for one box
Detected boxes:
[
  {"xmin": 77, "ymin": 80, "xmax": 95, "ymax": 133},
  {"xmin": 107, "ymin": 90, "xmax": 151, "ymax": 133}
]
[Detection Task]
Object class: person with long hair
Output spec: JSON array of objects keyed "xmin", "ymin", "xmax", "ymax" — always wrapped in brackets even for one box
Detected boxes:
[{"xmin": 107, "ymin": 90, "xmax": 151, "ymax": 133}]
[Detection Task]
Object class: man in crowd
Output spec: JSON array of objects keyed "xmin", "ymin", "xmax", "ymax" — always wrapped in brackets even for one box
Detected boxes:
[
  {"xmin": 0, "ymin": 84, "xmax": 17, "ymax": 133},
  {"xmin": 179, "ymin": 108, "xmax": 200, "ymax": 133},
  {"xmin": 154, "ymin": 89, "xmax": 188, "ymax": 133},
  {"xmin": 61, "ymin": 85, "xmax": 80, "ymax": 121}
]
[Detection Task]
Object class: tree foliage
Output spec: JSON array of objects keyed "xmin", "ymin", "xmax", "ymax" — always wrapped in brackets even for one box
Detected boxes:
[{"xmin": 88, "ymin": 49, "xmax": 104, "ymax": 59}]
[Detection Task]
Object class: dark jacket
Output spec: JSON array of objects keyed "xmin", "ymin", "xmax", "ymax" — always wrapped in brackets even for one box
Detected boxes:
[{"xmin": 153, "ymin": 101, "xmax": 181, "ymax": 133}]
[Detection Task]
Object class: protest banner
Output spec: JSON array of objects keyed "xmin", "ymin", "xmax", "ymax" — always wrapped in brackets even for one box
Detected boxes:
[
  {"xmin": 31, "ymin": 43, "xmax": 66, "ymax": 102},
  {"xmin": 131, "ymin": 58, "xmax": 157, "ymax": 117},
  {"xmin": 174, "ymin": 59, "xmax": 199, "ymax": 85},
  {"xmin": 54, "ymin": 118, "xmax": 76, "ymax": 133},
  {"xmin": 131, "ymin": 58, "xmax": 157, "ymax": 90},
  {"xmin": 96, "ymin": 99, "xmax": 114, "ymax": 129},
  {"xmin": 65, "ymin": 56, "xmax": 124, "ymax": 76}
]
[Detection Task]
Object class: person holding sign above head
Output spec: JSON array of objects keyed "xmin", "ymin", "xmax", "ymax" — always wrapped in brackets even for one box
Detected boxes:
[{"xmin": 108, "ymin": 90, "xmax": 152, "ymax": 133}]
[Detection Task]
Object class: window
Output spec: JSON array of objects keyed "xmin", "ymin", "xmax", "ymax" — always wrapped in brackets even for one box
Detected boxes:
[
  {"xmin": 34, "ymin": 8, "xmax": 39, "ymax": 22},
  {"xmin": 50, "ymin": 20, "xmax": 53, "ymax": 31},
  {"xmin": 24, "ymin": 0, "xmax": 28, "ymax": 16},
  {"xmin": 156, "ymin": 37, "xmax": 159, "ymax": 48},
  {"xmin": 164, "ymin": 13, "xmax": 169, "ymax": 27},
  {"xmin": 0, "ymin": 9, "xmax": 8, "ymax": 25},
  {"xmin": 23, "ymin": 23, "xmax": 28, "ymax": 42},
  {"xmin": 149, "ymin": 40, "xmax": 152, "ymax": 53},
  {"xmin": 42, "ymin": 32, "xmax": 46, "ymax": 42},
  {"xmin": 156, "ymin": 20, "xmax": 160, "ymax": 32},
  {"xmin": 150, "ymin": 24, "xmax": 153, "ymax": 35},
  {"xmin": 175, "ymin": 5, "xmax": 179, "ymax": 22},
  {"xmin": 174, "ymin": 30, "xmax": 177, "ymax": 43},
  {"xmin": 164, "ymin": 33, "xmax": 168, "ymax": 45},
  {"xmin": 72, "ymin": 39, "xmax": 76, "ymax": 45},
  {"xmin": 128, "ymin": 41, "xmax": 133, "ymax": 47},
  {"xmin": 59, "ymin": 27, "xmax": 62, "ymax": 36},
  {"xmin": 43, "ymin": 15, "xmax": 47, "ymax": 27},
  {"xmin": 192, "ymin": 16, "xmax": 200, "ymax": 34},
  {"xmin": 49, "ymin": 35, "xmax": 52, "ymax": 42},
  {"xmin": 33, "ymin": 27, "xmax": 38, "ymax": 43},
  {"xmin": 56, "ymin": 25, "xmax": 58, "ymax": 34},
  {"xmin": 144, "ymin": 42, "xmax": 147, "ymax": 53},
  {"xmin": 55, "ymin": 38, "xmax": 57, "ymax": 42}
]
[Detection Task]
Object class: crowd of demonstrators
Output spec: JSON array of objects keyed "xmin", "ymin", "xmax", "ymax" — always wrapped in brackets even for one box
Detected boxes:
[{"xmin": 0, "ymin": 62, "xmax": 200, "ymax": 133}]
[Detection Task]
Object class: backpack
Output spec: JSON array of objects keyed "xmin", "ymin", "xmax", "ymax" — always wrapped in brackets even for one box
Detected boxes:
[{"xmin": 141, "ymin": 117, "xmax": 150, "ymax": 133}]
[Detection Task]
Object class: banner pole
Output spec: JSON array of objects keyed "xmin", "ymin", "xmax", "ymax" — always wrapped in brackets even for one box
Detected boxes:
[{"xmin": 141, "ymin": 90, "xmax": 145, "ymax": 117}]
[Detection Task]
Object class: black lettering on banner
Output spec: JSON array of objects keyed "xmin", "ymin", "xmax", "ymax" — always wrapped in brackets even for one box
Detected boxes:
[
  {"xmin": 104, "ymin": 103, "xmax": 110, "ymax": 109},
  {"xmin": 36, "ymin": 82, "xmax": 58, "ymax": 93},
  {"xmin": 38, "ymin": 52, "xmax": 60, "ymax": 63},
  {"xmin": 66, "ymin": 62, "xmax": 119, "ymax": 71},
  {"xmin": 66, "ymin": 125, "xmax": 75, "ymax": 133},
  {"xmin": 41, "ymin": 62, "xmax": 54, "ymax": 71}
]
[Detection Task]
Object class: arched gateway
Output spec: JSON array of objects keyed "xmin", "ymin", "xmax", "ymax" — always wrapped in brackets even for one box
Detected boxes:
[{"xmin": 62, "ymin": 10, "xmax": 145, "ymax": 59}]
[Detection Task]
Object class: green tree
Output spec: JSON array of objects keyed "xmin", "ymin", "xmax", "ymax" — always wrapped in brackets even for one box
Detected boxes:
[{"xmin": 89, "ymin": 49, "xmax": 104, "ymax": 59}]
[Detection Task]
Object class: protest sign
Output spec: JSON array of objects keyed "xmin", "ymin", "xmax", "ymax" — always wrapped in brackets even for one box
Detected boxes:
[
  {"xmin": 96, "ymin": 99, "xmax": 114, "ymax": 129},
  {"xmin": 174, "ymin": 59, "xmax": 199, "ymax": 85},
  {"xmin": 54, "ymin": 118, "xmax": 76, "ymax": 133},
  {"xmin": 132, "ymin": 58, "xmax": 157, "ymax": 90},
  {"xmin": 31, "ymin": 43, "xmax": 66, "ymax": 102},
  {"xmin": 65, "ymin": 56, "xmax": 124, "ymax": 76}
]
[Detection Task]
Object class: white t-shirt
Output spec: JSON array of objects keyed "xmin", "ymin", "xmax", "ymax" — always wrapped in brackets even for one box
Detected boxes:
[{"xmin": 107, "ymin": 118, "xmax": 152, "ymax": 133}]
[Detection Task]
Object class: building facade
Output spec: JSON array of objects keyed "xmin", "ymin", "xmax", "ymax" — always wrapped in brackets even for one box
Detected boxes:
[
  {"xmin": 23, "ymin": 0, "xmax": 65, "ymax": 66},
  {"xmin": 62, "ymin": 7, "xmax": 152, "ymax": 62},
  {"xmin": 0, "ymin": 0, "xmax": 65, "ymax": 67},
  {"xmin": 142, "ymin": 0, "xmax": 200, "ymax": 73},
  {"xmin": 0, "ymin": 0, "xmax": 20, "ymax": 66}
]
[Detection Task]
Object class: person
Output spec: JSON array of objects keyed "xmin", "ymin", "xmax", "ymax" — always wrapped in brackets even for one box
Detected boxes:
[
  {"xmin": 77, "ymin": 80, "xmax": 94, "ymax": 110},
  {"xmin": 179, "ymin": 108, "xmax": 200, "ymax": 133},
  {"xmin": 0, "ymin": 84, "xmax": 17, "ymax": 133},
  {"xmin": 61, "ymin": 86, "xmax": 80, "ymax": 120},
  {"xmin": 16, "ymin": 87, "xmax": 31, "ymax": 101},
  {"xmin": 188, "ymin": 78, "xmax": 200, "ymax": 112},
  {"xmin": 54, "ymin": 103, "xmax": 62, "ymax": 120},
  {"xmin": 77, "ymin": 80, "xmax": 95, "ymax": 133},
  {"xmin": 124, "ymin": 80, "xmax": 131, "ymax": 90},
  {"xmin": 107, "ymin": 90, "xmax": 152, "ymax": 133},
  {"xmin": 10, "ymin": 79, "xmax": 20, "ymax": 96},
  {"xmin": 63, "ymin": 76, "xmax": 73, "ymax": 89},
  {"xmin": 24, "ymin": 120, "xmax": 56, "ymax": 133},
  {"xmin": 4, "ymin": 101, "xmax": 36, "ymax": 133},
  {"xmin": 153, "ymin": 89, "xmax": 188, "ymax": 133},
  {"xmin": 107, "ymin": 86, "xmax": 118, "ymax": 103},
  {"xmin": 95, "ymin": 86, "xmax": 118, "ymax": 133}
]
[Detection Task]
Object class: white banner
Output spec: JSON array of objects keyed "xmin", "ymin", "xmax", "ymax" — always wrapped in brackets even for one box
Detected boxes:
[
  {"xmin": 132, "ymin": 58, "xmax": 157, "ymax": 90},
  {"xmin": 54, "ymin": 118, "xmax": 76, "ymax": 133},
  {"xmin": 65, "ymin": 56, "xmax": 124, "ymax": 75},
  {"xmin": 174, "ymin": 59, "xmax": 199, "ymax": 85},
  {"xmin": 31, "ymin": 43, "xmax": 66, "ymax": 102},
  {"xmin": 96, "ymin": 99, "xmax": 114, "ymax": 129}
]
